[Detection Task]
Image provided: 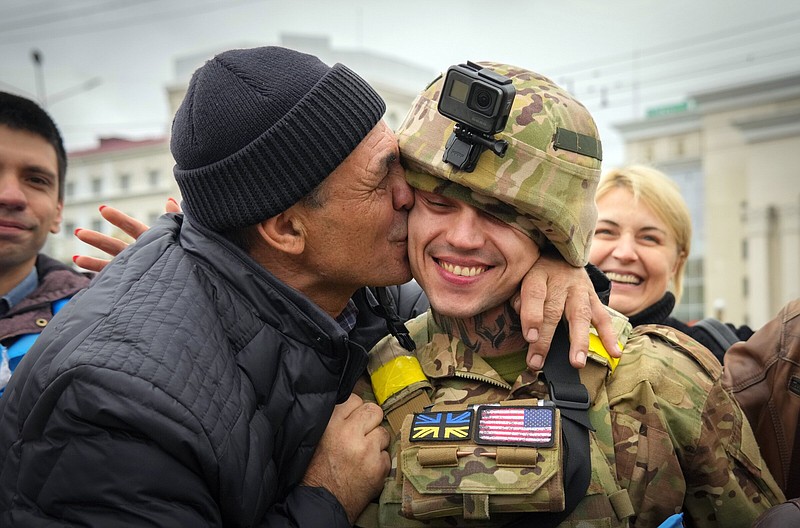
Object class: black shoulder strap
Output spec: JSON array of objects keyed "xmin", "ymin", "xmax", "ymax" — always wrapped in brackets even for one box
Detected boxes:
[
  {"xmin": 374, "ymin": 287, "xmax": 416, "ymax": 352},
  {"xmin": 693, "ymin": 317, "xmax": 741, "ymax": 351},
  {"xmin": 503, "ymin": 321, "xmax": 592, "ymax": 527}
]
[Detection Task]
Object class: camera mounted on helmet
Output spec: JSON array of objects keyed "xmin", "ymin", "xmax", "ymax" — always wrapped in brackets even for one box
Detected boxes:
[{"xmin": 437, "ymin": 61, "xmax": 516, "ymax": 172}]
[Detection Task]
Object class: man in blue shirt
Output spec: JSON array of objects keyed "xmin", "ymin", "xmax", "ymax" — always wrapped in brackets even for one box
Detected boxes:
[{"xmin": 0, "ymin": 91, "xmax": 89, "ymax": 394}]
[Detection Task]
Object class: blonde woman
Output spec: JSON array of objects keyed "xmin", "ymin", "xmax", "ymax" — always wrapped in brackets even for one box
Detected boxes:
[{"xmin": 589, "ymin": 164, "xmax": 752, "ymax": 360}]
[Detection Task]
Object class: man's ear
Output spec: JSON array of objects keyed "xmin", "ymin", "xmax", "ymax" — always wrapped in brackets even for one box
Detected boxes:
[
  {"xmin": 257, "ymin": 211, "xmax": 306, "ymax": 255},
  {"xmin": 49, "ymin": 201, "xmax": 64, "ymax": 234}
]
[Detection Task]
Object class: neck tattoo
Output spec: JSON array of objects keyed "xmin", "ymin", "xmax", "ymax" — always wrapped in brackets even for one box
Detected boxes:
[{"xmin": 433, "ymin": 302, "xmax": 527, "ymax": 358}]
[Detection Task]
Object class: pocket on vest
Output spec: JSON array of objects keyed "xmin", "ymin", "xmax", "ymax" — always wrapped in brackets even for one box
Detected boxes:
[{"xmin": 391, "ymin": 403, "xmax": 565, "ymax": 522}]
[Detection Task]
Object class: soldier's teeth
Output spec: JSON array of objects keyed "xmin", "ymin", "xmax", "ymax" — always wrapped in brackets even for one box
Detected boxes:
[
  {"xmin": 605, "ymin": 272, "xmax": 641, "ymax": 285},
  {"xmin": 439, "ymin": 261, "xmax": 487, "ymax": 277}
]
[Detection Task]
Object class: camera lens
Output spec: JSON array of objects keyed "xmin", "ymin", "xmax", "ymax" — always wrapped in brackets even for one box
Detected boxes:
[
  {"xmin": 469, "ymin": 85, "xmax": 498, "ymax": 117},
  {"xmin": 475, "ymin": 90, "xmax": 492, "ymax": 109}
]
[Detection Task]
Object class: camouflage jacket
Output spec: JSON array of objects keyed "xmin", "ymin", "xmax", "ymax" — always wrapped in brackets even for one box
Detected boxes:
[{"xmin": 359, "ymin": 310, "xmax": 785, "ymax": 528}]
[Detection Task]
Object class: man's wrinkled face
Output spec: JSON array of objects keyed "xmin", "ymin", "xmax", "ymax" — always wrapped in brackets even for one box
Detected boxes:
[
  {"xmin": 408, "ymin": 188, "xmax": 540, "ymax": 319},
  {"xmin": 296, "ymin": 121, "xmax": 414, "ymax": 299},
  {"xmin": 0, "ymin": 125, "xmax": 63, "ymax": 275}
]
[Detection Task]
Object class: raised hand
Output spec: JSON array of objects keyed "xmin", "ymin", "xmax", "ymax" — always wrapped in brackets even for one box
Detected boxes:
[
  {"xmin": 73, "ymin": 198, "xmax": 181, "ymax": 272},
  {"xmin": 515, "ymin": 253, "xmax": 621, "ymax": 370}
]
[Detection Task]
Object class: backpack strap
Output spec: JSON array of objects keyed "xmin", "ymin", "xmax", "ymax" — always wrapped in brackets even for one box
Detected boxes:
[
  {"xmin": 693, "ymin": 317, "xmax": 741, "ymax": 351},
  {"xmin": 503, "ymin": 321, "xmax": 592, "ymax": 528}
]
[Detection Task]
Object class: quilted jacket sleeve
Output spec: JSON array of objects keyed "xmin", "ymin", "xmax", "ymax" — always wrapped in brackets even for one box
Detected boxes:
[{"xmin": 1, "ymin": 368, "xmax": 350, "ymax": 527}]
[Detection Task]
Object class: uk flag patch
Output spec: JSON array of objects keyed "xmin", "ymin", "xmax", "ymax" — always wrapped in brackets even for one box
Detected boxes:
[{"xmin": 409, "ymin": 410, "xmax": 473, "ymax": 441}]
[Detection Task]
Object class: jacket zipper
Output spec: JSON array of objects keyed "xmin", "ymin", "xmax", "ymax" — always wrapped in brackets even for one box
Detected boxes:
[{"xmin": 452, "ymin": 370, "xmax": 511, "ymax": 390}]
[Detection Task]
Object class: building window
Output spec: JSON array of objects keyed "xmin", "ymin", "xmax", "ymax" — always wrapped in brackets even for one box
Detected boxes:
[
  {"xmin": 149, "ymin": 169, "xmax": 161, "ymax": 188},
  {"xmin": 63, "ymin": 221, "xmax": 75, "ymax": 237},
  {"xmin": 91, "ymin": 177, "xmax": 103, "ymax": 195},
  {"xmin": 65, "ymin": 182, "xmax": 75, "ymax": 198},
  {"xmin": 674, "ymin": 256, "xmax": 704, "ymax": 322},
  {"xmin": 119, "ymin": 173, "xmax": 131, "ymax": 191},
  {"xmin": 644, "ymin": 143, "xmax": 654, "ymax": 162},
  {"xmin": 91, "ymin": 219, "xmax": 102, "ymax": 233},
  {"xmin": 674, "ymin": 138, "xmax": 684, "ymax": 157}
]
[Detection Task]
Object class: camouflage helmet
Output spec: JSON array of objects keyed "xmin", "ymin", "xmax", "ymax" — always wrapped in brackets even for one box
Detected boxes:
[{"xmin": 397, "ymin": 62, "xmax": 602, "ymax": 267}]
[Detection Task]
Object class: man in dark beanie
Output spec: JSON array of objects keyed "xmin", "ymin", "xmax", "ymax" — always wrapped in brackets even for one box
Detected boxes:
[{"xmin": 0, "ymin": 46, "xmax": 409, "ymax": 527}]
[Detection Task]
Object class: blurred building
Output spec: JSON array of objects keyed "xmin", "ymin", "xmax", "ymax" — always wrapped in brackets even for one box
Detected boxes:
[
  {"xmin": 46, "ymin": 136, "xmax": 175, "ymax": 261},
  {"xmin": 52, "ymin": 34, "xmax": 436, "ymax": 264},
  {"xmin": 615, "ymin": 73, "xmax": 800, "ymax": 328}
]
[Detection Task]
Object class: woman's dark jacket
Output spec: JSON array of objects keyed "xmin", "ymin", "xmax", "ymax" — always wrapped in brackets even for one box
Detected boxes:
[
  {"xmin": 628, "ymin": 292, "xmax": 753, "ymax": 362},
  {"xmin": 0, "ymin": 214, "xmax": 369, "ymax": 527}
]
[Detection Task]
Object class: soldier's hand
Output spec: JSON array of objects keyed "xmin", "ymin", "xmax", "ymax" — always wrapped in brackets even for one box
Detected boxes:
[
  {"xmin": 73, "ymin": 198, "xmax": 181, "ymax": 272},
  {"xmin": 301, "ymin": 393, "xmax": 390, "ymax": 524},
  {"xmin": 514, "ymin": 253, "xmax": 621, "ymax": 370}
]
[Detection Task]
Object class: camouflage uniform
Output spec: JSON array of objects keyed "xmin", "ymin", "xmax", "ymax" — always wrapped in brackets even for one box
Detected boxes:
[
  {"xmin": 358, "ymin": 63, "xmax": 784, "ymax": 527},
  {"xmin": 363, "ymin": 311, "xmax": 784, "ymax": 527}
]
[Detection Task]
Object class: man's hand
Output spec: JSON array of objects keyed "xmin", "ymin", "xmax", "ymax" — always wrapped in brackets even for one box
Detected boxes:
[
  {"xmin": 515, "ymin": 253, "xmax": 621, "ymax": 370},
  {"xmin": 73, "ymin": 198, "xmax": 181, "ymax": 272},
  {"xmin": 302, "ymin": 394, "xmax": 390, "ymax": 524}
]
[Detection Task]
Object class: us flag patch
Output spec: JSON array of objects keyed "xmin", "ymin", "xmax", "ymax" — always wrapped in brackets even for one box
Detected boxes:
[
  {"xmin": 475, "ymin": 406, "xmax": 554, "ymax": 447},
  {"xmin": 410, "ymin": 410, "xmax": 473, "ymax": 441}
]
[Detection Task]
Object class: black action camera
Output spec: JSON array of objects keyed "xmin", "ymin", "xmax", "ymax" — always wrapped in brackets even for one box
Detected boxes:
[
  {"xmin": 437, "ymin": 61, "xmax": 516, "ymax": 172},
  {"xmin": 439, "ymin": 61, "xmax": 516, "ymax": 135}
]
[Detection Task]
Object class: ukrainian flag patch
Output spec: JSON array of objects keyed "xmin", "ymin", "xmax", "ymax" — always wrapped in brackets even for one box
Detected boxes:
[{"xmin": 410, "ymin": 410, "xmax": 473, "ymax": 441}]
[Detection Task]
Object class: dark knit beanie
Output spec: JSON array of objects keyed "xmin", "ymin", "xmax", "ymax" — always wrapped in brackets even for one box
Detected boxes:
[{"xmin": 171, "ymin": 46, "xmax": 386, "ymax": 231}]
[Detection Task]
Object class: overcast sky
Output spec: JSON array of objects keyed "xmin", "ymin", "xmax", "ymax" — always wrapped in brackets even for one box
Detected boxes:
[{"xmin": 1, "ymin": 0, "xmax": 799, "ymax": 168}]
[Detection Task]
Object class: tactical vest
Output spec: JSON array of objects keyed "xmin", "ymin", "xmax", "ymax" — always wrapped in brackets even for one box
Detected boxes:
[
  {"xmin": 360, "ymin": 314, "xmax": 783, "ymax": 528},
  {"xmin": 360, "ymin": 310, "xmax": 637, "ymax": 528}
]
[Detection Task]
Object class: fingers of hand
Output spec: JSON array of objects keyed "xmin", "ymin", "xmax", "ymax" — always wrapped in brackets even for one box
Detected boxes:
[
  {"xmin": 518, "ymin": 269, "xmax": 548, "ymax": 334},
  {"xmin": 352, "ymin": 401, "xmax": 385, "ymax": 433},
  {"xmin": 564, "ymin": 290, "xmax": 592, "ymax": 368},
  {"xmin": 75, "ymin": 228, "xmax": 128, "ymax": 256},
  {"xmin": 568, "ymin": 329, "xmax": 589, "ymax": 368},
  {"xmin": 72, "ymin": 255, "xmax": 110, "ymax": 273},
  {"xmin": 327, "ymin": 394, "xmax": 364, "ymax": 427},
  {"xmin": 100, "ymin": 205, "xmax": 149, "ymax": 239},
  {"xmin": 526, "ymin": 348, "xmax": 544, "ymax": 371},
  {"xmin": 592, "ymin": 301, "xmax": 622, "ymax": 357},
  {"xmin": 525, "ymin": 286, "xmax": 566, "ymax": 370},
  {"xmin": 165, "ymin": 198, "xmax": 182, "ymax": 213}
]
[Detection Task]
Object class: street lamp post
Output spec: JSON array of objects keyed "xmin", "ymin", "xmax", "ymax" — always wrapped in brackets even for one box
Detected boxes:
[{"xmin": 31, "ymin": 48, "xmax": 46, "ymax": 107}]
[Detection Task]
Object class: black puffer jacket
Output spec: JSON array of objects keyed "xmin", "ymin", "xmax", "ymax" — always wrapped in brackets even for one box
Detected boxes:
[{"xmin": 0, "ymin": 214, "xmax": 368, "ymax": 527}]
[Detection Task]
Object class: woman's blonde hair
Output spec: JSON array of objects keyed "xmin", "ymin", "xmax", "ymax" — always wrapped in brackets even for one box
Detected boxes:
[{"xmin": 596, "ymin": 165, "xmax": 692, "ymax": 302}]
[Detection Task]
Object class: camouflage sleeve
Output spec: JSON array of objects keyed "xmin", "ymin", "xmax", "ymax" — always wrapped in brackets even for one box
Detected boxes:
[
  {"xmin": 680, "ymin": 378, "xmax": 785, "ymax": 526},
  {"xmin": 630, "ymin": 327, "xmax": 787, "ymax": 527},
  {"xmin": 351, "ymin": 373, "xmax": 377, "ymax": 404}
]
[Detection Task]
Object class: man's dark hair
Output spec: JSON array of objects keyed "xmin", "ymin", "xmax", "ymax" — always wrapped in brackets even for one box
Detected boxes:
[{"xmin": 0, "ymin": 91, "xmax": 67, "ymax": 201}]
